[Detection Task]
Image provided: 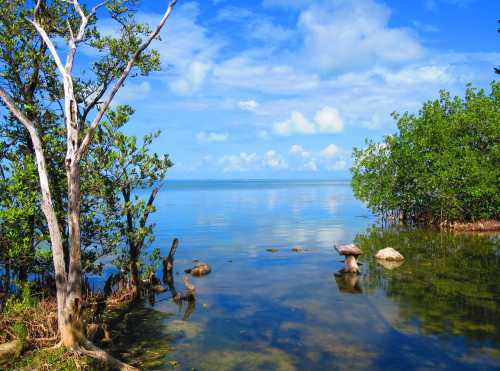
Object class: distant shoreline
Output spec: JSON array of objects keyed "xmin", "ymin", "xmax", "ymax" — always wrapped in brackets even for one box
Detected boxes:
[{"xmin": 165, "ymin": 178, "xmax": 352, "ymax": 182}]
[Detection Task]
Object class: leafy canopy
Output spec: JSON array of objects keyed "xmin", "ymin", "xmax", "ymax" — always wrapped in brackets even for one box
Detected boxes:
[{"xmin": 351, "ymin": 82, "xmax": 500, "ymax": 223}]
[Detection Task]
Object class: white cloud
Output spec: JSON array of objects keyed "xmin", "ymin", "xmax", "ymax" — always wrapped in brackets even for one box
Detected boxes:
[
  {"xmin": 290, "ymin": 144, "xmax": 311, "ymax": 158},
  {"xmin": 314, "ymin": 106, "xmax": 343, "ymax": 133},
  {"xmin": 219, "ymin": 152, "xmax": 259, "ymax": 172},
  {"xmin": 264, "ymin": 150, "xmax": 288, "ymax": 169},
  {"xmin": 212, "ymin": 56, "xmax": 320, "ymax": 94},
  {"xmin": 213, "ymin": 144, "xmax": 350, "ymax": 174},
  {"xmin": 274, "ymin": 111, "xmax": 316, "ymax": 135},
  {"xmin": 320, "ymin": 144, "xmax": 341, "ymax": 158},
  {"xmin": 197, "ymin": 131, "xmax": 228, "ymax": 143},
  {"xmin": 273, "ymin": 106, "xmax": 343, "ymax": 136},
  {"xmin": 170, "ymin": 61, "xmax": 212, "ymax": 95},
  {"xmin": 135, "ymin": 3, "xmax": 223, "ymax": 96},
  {"xmin": 298, "ymin": 0, "xmax": 423, "ymax": 71},
  {"xmin": 238, "ymin": 100, "xmax": 260, "ymax": 111}
]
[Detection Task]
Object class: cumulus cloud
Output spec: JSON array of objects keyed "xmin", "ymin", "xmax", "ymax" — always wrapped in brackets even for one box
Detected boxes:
[
  {"xmin": 273, "ymin": 106, "xmax": 343, "ymax": 136},
  {"xmin": 274, "ymin": 111, "xmax": 316, "ymax": 135},
  {"xmin": 314, "ymin": 107, "xmax": 343, "ymax": 133},
  {"xmin": 197, "ymin": 131, "xmax": 228, "ymax": 143},
  {"xmin": 320, "ymin": 144, "xmax": 341, "ymax": 158}
]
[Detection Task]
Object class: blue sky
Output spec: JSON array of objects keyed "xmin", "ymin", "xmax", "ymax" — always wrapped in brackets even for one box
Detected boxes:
[{"xmin": 94, "ymin": 0, "xmax": 499, "ymax": 179}]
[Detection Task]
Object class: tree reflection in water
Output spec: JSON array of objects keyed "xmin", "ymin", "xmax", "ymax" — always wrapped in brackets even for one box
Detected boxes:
[{"xmin": 355, "ymin": 226, "xmax": 500, "ymax": 347}]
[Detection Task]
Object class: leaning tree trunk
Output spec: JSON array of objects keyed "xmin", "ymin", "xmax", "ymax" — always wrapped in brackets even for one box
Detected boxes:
[{"xmin": 0, "ymin": 87, "xmax": 69, "ymax": 344}]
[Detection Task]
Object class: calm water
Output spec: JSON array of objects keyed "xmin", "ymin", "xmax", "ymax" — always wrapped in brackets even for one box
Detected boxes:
[{"xmin": 104, "ymin": 180, "xmax": 500, "ymax": 370}]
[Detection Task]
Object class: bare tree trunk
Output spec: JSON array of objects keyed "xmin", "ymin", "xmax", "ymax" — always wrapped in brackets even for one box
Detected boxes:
[{"xmin": 0, "ymin": 86, "xmax": 68, "ymax": 344}]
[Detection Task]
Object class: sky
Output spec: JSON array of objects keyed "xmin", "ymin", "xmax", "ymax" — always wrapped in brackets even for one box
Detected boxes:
[{"xmin": 90, "ymin": 0, "xmax": 499, "ymax": 179}]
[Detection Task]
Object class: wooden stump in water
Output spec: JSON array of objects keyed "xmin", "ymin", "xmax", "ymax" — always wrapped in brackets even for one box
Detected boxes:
[{"xmin": 335, "ymin": 244, "xmax": 362, "ymax": 274}]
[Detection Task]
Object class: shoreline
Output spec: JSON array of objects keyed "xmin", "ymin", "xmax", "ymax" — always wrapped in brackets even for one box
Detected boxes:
[{"xmin": 441, "ymin": 220, "xmax": 500, "ymax": 232}]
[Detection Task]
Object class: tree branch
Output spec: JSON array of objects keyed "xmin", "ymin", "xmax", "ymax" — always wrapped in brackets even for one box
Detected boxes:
[
  {"xmin": 27, "ymin": 19, "xmax": 67, "ymax": 78},
  {"xmin": 77, "ymin": 0, "xmax": 178, "ymax": 161},
  {"xmin": 0, "ymin": 87, "xmax": 36, "ymax": 132}
]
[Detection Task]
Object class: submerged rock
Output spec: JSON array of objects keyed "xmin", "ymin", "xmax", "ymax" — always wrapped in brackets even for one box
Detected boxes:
[
  {"xmin": 266, "ymin": 248, "xmax": 279, "ymax": 253},
  {"xmin": 375, "ymin": 247, "xmax": 404, "ymax": 261},
  {"xmin": 292, "ymin": 246, "xmax": 302, "ymax": 252},
  {"xmin": 191, "ymin": 262, "xmax": 211, "ymax": 276}
]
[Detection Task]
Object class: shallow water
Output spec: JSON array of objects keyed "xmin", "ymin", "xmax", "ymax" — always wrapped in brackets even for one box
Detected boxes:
[{"xmin": 105, "ymin": 180, "xmax": 500, "ymax": 370}]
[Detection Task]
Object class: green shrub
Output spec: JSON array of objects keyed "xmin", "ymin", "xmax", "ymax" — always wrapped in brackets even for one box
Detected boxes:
[{"xmin": 352, "ymin": 82, "xmax": 500, "ymax": 223}]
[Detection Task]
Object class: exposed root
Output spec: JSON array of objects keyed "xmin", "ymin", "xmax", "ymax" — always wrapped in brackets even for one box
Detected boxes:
[
  {"xmin": 73, "ymin": 330, "xmax": 138, "ymax": 371},
  {"xmin": 77, "ymin": 345, "xmax": 138, "ymax": 371}
]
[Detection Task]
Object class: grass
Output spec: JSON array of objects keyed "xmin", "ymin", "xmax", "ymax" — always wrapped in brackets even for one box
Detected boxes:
[{"xmin": 4, "ymin": 347, "xmax": 106, "ymax": 371}]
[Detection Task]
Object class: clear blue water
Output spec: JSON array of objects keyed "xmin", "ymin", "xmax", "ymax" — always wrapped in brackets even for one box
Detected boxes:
[{"xmin": 105, "ymin": 180, "xmax": 500, "ymax": 370}]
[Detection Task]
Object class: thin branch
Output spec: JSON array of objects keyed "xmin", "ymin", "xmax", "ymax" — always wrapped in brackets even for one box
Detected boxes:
[
  {"xmin": 0, "ymin": 87, "xmax": 36, "ymax": 132},
  {"xmin": 77, "ymin": 0, "xmax": 178, "ymax": 161}
]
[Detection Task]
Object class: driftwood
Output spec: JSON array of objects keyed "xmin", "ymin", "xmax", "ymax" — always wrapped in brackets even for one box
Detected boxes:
[
  {"xmin": 164, "ymin": 238, "xmax": 179, "ymax": 276},
  {"xmin": 162, "ymin": 239, "xmax": 196, "ymax": 302},
  {"xmin": 335, "ymin": 244, "xmax": 362, "ymax": 274}
]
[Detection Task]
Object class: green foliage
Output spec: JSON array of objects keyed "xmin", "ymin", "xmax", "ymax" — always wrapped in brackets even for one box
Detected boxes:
[
  {"xmin": 4, "ymin": 285, "xmax": 38, "ymax": 315},
  {"xmin": 92, "ymin": 105, "xmax": 172, "ymax": 283},
  {"xmin": 351, "ymin": 82, "xmax": 500, "ymax": 223},
  {"xmin": 0, "ymin": 0, "xmax": 168, "ymax": 283}
]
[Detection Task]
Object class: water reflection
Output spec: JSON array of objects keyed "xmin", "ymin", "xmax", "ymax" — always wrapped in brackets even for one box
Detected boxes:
[
  {"xmin": 110, "ymin": 181, "xmax": 500, "ymax": 370},
  {"xmin": 356, "ymin": 226, "xmax": 500, "ymax": 347}
]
